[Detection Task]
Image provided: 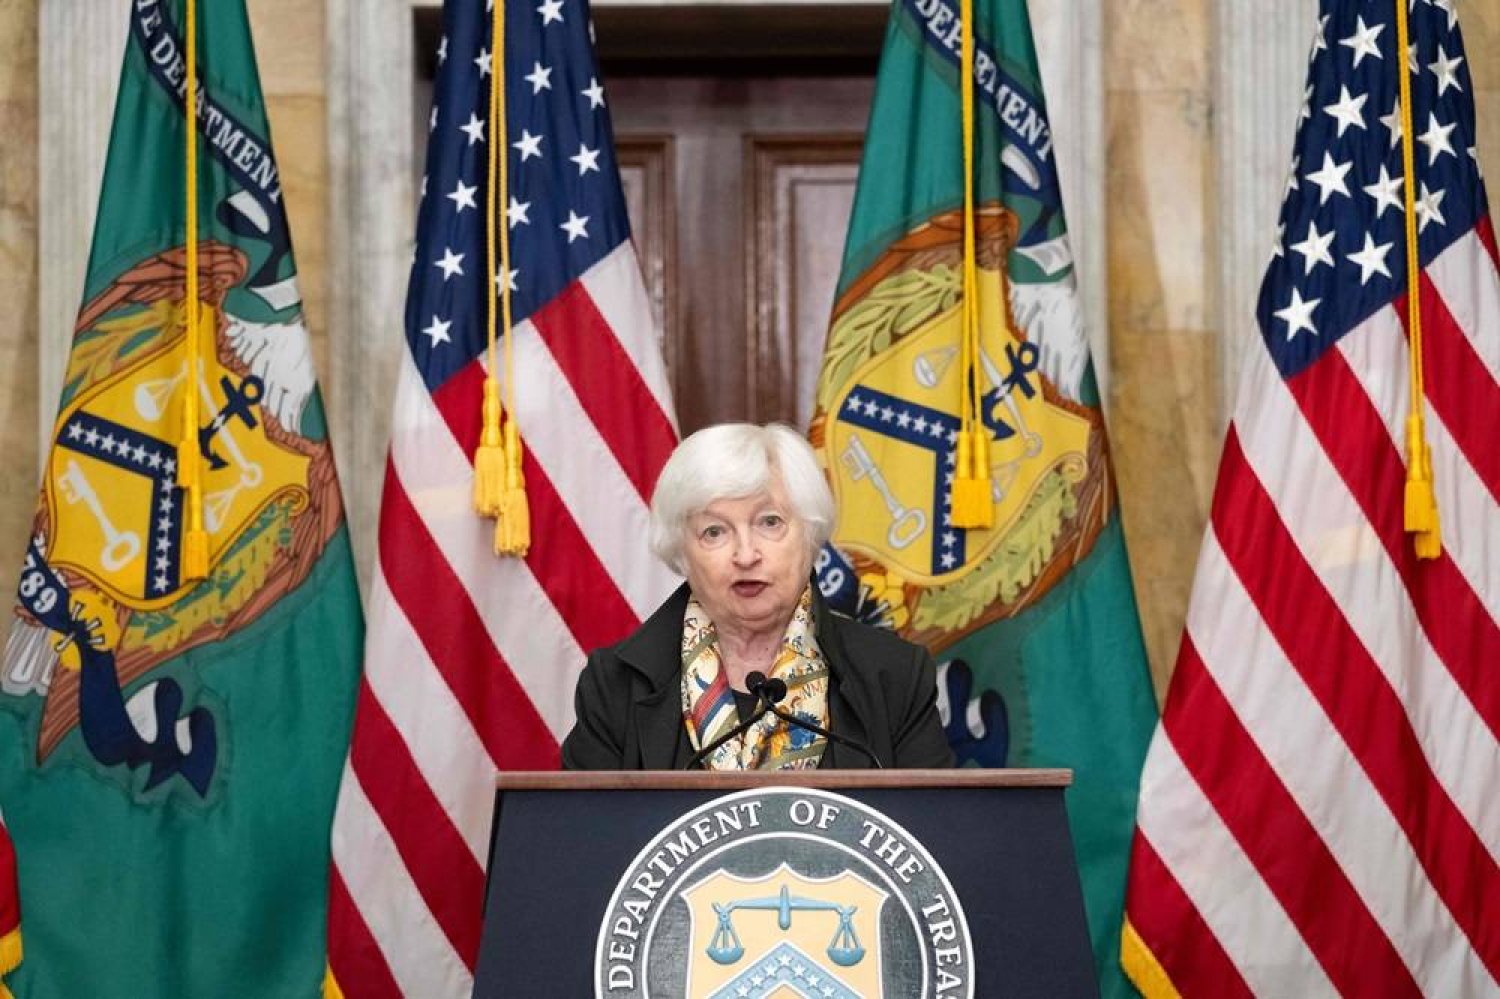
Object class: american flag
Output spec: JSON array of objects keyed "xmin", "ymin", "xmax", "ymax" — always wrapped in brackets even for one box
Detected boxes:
[
  {"xmin": 1122, "ymin": 1, "xmax": 1497, "ymax": 996},
  {"xmin": 324, "ymin": 0, "xmax": 678, "ymax": 993}
]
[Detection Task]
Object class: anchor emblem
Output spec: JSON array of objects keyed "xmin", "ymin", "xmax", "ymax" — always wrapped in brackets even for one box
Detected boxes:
[
  {"xmin": 978, "ymin": 341, "xmax": 1043, "ymax": 451},
  {"xmin": 197, "ymin": 373, "xmax": 266, "ymax": 471}
]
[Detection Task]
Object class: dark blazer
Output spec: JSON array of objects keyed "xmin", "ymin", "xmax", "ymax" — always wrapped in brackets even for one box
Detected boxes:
[{"xmin": 561, "ymin": 583, "xmax": 955, "ymax": 770}]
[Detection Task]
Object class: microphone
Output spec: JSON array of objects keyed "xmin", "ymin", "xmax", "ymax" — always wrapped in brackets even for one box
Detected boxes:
[
  {"xmin": 683, "ymin": 671, "xmax": 774, "ymax": 770},
  {"xmin": 759, "ymin": 678, "xmax": 885, "ymax": 769}
]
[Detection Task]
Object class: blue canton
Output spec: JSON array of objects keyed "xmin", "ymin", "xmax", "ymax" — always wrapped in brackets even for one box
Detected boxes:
[
  {"xmin": 408, "ymin": 0, "xmax": 631, "ymax": 392},
  {"xmin": 1256, "ymin": 0, "xmax": 1489, "ymax": 379}
]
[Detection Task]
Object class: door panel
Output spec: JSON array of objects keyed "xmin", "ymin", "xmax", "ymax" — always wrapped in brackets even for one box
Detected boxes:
[
  {"xmin": 617, "ymin": 137, "xmax": 677, "ymax": 373},
  {"xmin": 745, "ymin": 137, "xmax": 862, "ymax": 429},
  {"xmin": 608, "ymin": 76, "xmax": 873, "ymax": 433}
]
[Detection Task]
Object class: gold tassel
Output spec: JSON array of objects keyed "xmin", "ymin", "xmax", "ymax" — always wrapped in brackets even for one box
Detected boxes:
[
  {"xmin": 1402, "ymin": 417, "xmax": 1434, "ymax": 532},
  {"xmin": 175, "ymin": 437, "xmax": 200, "ymax": 494},
  {"xmin": 0, "ymin": 925, "xmax": 21, "ymax": 977},
  {"xmin": 1403, "ymin": 478, "xmax": 1436, "ymax": 533},
  {"xmin": 176, "ymin": 0, "xmax": 208, "ymax": 583},
  {"xmin": 175, "ymin": 432, "xmax": 209, "ymax": 580},
  {"xmin": 950, "ymin": 428, "xmax": 994, "ymax": 529},
  {"xmin": 1403, "ymin": 416, "xmax": 1441, "ymax": 557},
  {"xmin": 472, "ymin": 377, "xmax": 507, "ymax": 517},
  {"xmin": 947, "ymin": 0, "xmax": 992, "ymax": 534},
  {"xmin": 1392, "ymin": 0, "xmax": 1440, "ymax": 561},
  {"xmin": 1414, "ymin": 517, "xmax": 1442, "ymax": 560},
  {"xmin": 181, "ymin": 527, "xmax": 210, "ymax": 580},
  {"xmin": 495, "ymin": 418, "xmax": 530, "ymax": 556}
]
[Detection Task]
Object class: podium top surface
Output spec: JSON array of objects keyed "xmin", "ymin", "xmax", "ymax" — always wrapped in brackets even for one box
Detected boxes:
[{"xmin": 495, "ymin": 768, "xmax": 1071, "ymax": 790}]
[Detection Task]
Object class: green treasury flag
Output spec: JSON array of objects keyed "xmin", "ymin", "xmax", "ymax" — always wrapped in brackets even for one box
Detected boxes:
[
  {"xmin": 1, "ymin": 1, "xmax": 360, "ymax": 994},
  {"xmin": 809, "ymin": 0, "xmax": 1157, "ymax": 993}
]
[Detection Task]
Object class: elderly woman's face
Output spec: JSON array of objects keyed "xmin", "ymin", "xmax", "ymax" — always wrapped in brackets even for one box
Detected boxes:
[{"xmin": 682, "ymin": 477, "xmax": 812, "ymax": 639}]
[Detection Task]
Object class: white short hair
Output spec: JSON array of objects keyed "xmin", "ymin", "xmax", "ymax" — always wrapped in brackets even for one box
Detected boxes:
[{"xmin": 649, "ymin": 423, "xmax": 835, "ymax": 574}]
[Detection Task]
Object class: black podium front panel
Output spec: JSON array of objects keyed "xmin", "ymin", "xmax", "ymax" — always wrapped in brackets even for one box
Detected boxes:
[{"xmin": 477, "ymin": 782, "xmax": 1096, "ymax": 997}]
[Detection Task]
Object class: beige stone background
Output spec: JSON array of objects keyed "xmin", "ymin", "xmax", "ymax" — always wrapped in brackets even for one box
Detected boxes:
[{"xmin": 0, "ymin": 0, "xmax": 1497, "ymax": 697}]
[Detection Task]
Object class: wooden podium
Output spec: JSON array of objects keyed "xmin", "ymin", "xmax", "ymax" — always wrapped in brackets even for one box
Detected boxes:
[{"xmin": 476, "ymin": 770, "xmax": 1097, "ymax": 997}]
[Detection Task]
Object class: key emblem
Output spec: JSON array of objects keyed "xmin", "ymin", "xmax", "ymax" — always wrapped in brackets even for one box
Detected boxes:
[{"xmin": 57, "ymin": 459, "xmax": 142, "ymax": 572}]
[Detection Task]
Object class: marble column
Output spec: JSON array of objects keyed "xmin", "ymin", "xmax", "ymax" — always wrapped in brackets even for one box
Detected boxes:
[
  {"xmin": 37, "ymin": 0, "xmax": 128, "ymax": 459},
  {"xmin": 1463, "ymin": 1, "xmax": 1499, "ymax": 210},
  {"xmin": 1030, "ymin": 0, "xmax": 1109, "ymax": 401},
  {"xmin": 1214, "ymin": 0, "xmax": 1317, "ymax": 423},
  {"xmin": 1, "ymin": 0, "xmax": 40, "ymax": 561},
  {"xmin": 325, "ymin": 0, "xmax": 420, "ymax": 583}
]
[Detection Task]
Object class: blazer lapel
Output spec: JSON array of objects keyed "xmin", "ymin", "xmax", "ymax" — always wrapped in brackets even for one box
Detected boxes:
[
  {"xmin": 631, "ymin": 686, "xmax": 690, "ymax": 769},
  {"xmin": 813, "ymin": 592, "xmax": 878, "ymax": 769},
  {"xmin": 618, "ymin": 583, "xmax": 694, "ymax": 769}
]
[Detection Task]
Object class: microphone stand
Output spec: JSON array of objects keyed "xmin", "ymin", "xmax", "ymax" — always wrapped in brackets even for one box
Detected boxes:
[
  {"xmin": 682, "ymin": 671, "xmax": 773, "ymax": 770},
  {"xmin": 682, "ymin": 672, "xmax": 887, "ymax": 770},
  {"xmin": 759, "ymin": 678, "xmax": 885, "ymax": 769}
]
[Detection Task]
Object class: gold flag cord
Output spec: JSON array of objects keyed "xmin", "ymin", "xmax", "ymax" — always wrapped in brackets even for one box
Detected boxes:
[
  {"xmin": 177, "ymin": 0, "xmax": 209, "ymax": 580},
  {"xmin": 1393, "ymin": 0, "xmax": 1440, "ymax": 559},
  {"xmin": 473, "ymin": 0, "xmax": 530, "ymax": 555},
  {"xmin": 950, "ymin": 0, "xmax": 994, "ymax": 529},
  {"xmin": 472, "ymin": 0, "xmax": 507, "ymax": 520}
]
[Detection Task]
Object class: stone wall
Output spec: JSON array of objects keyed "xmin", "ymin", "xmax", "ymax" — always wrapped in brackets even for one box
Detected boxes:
[
  {"xmin": 1103, "ymin": 0, "xmax": 1219, "ymax": 693},
  {"xmin": 0, "ymin": 0, "xmax": 38, "ymax": 571},
  {"xmin": 250, "ymin": 0, "xmax": 330, "ymax": 397}
]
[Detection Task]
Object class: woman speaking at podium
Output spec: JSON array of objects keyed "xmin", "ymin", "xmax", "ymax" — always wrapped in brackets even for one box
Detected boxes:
[{"xmin": 562, "ymin": 423, "xmax": 954, "ymax": 771}]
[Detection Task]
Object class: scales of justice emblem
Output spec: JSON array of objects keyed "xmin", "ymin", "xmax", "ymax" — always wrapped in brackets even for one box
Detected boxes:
[{"xmin": 682, "ymin": 864, "xmax": 888, "ymax": 999}]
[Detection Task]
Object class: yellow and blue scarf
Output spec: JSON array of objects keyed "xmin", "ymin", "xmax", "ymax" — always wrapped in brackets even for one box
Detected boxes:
[{"xmin": 681, "ymin": 588, "xmax": 829, "ymax": 770}]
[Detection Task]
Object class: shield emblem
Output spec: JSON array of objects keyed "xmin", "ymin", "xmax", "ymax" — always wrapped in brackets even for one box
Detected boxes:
[
  {"xmin": 825, "ymin": 267, "xmax": 1091, "ymax": 587},
  {"xmin": 44, "ymin": 325, "xmax": 311, "ymax": 610},
  {"xmin": 681, "ymin": 863, "xmax": 889, "ymax": 999}
]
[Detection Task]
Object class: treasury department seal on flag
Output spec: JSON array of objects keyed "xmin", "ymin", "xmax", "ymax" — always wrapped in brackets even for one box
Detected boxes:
[
  {"xmin": 6, "ymin": 244, "xmax": 343, "ymax": 799},
  {"xmin": 811, "ymin": 0, "xmax": 1156, "ymax": 994},
  {"xmin": 3, "ymin": 0, "xmax": 350, "ymax": 804},
  {"xmin": 811, "ymin": 207, "xmax": 1111, "ymax": 652},
  {"xmin": 0, "ymin": 2, "xmax": 359, "ymax": 995}
]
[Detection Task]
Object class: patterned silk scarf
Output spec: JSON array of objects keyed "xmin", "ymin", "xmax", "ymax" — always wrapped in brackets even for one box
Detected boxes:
[{"xmin": 681, "ymin": 588, "xmax": 830, "ymax": 770}]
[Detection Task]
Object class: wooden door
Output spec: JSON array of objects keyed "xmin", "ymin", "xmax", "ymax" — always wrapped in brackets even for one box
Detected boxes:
[{"xmin": 604, "ymin": 41, "xmax": 879, "ymax": 433}]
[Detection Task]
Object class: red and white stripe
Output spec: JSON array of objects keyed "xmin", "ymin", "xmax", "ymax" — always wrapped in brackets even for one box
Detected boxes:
[
  {"xmin": 1124, "ymin": 223, "xmax": 1500, "ymax": 995},
  {"xmin": 325, "ymin": 242, "xmax": 679, "ymax": 997}
]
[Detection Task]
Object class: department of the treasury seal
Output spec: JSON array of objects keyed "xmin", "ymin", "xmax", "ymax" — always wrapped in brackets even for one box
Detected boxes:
[{"xmin": 595, "ymin": 787, "xmax": 974, "ymax": 998}]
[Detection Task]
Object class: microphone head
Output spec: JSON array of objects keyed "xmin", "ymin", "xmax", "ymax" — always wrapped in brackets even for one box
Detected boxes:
[
  {"xmin": 744, "ymin": 671, "xmax": 769, "ymax": 695},
  {"xmin": 762, "ymin": 677, "xmax": 788, "ymax": 704}
]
